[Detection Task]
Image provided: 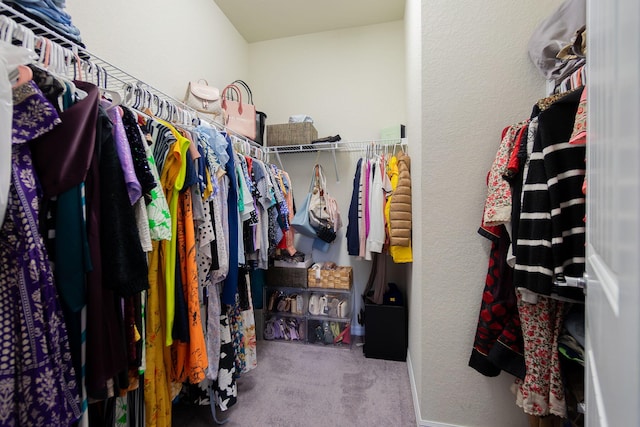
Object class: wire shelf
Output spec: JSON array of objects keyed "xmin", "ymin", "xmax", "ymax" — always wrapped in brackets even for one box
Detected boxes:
[{"xmin": 264, "ymin": 138, "xmax": 407, "ymax": 154}]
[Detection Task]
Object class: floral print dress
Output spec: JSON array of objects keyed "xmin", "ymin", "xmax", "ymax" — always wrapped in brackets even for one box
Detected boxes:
[{"xmin": 0, "ymin": 81, "xmax": 82, "ymax": 426}]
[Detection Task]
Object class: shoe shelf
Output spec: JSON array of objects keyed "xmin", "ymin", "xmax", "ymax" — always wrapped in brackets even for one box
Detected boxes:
[{"xmin": 263, "ymin": 285, "xmax": 352, "ymax": 347}]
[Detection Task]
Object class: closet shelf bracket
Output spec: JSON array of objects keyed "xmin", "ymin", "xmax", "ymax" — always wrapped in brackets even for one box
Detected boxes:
[{"xmin": 264, "ymin": 138, "xmax": 408, "ymax": 182}]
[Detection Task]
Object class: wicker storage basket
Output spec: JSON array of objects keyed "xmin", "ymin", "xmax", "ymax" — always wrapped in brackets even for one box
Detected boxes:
[
  {"xmin": 307, "ymin": 266, "xmax": 352, "ymax": 290},
  {"xmin": 332, "ymin": 267, "xmax": 353, "ymax": 290},
  {"xmin": 266, "ymin": 122, "xmax": 318, "ymax": 146}
]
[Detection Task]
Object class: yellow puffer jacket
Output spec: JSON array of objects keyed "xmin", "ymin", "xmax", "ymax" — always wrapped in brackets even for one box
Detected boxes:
[{"xmin": 389, "ymin": 151, "xmax": 412, "ymax": 246}]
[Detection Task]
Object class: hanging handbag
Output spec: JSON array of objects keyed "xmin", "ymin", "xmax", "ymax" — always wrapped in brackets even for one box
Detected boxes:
[
  {"xmin": 183, "ymin": 79, "xmax": 222, "ymax": 116},
  {"xmin": 291, "ymin": 169, "xmax": 321, "ymax": 238},
  {"xmin": 309, "ymin": 165, "xmax": 342, "ymax": 236},
  {"xmin": 221, "ymin": 84, "xmax": 257, "ymax": 140},
  {"xmin": 232, "ymin": 79, "xmax": 267, "ymax": 145}
]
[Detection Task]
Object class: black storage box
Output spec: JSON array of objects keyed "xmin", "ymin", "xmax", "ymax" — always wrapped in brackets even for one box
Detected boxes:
[
  {"xmin": 363, "ymin": 303, "xmax": 407, "ymax": 361},
  {"xmin": 266, "ymin": 266, "xmax": 308, "ymax": 288}
]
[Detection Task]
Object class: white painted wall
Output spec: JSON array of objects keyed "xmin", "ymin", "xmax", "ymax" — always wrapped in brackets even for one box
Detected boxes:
[
  {"xmin": 416, "ymin": 1, "xmax": 561, "ymax": 426},
  {"xmin": 66, "ymin": 0, "xmax": 249, "ymax": 104},
  {"xmin": 248, "ymin": 21, "xmax": 406, "ymax": 141},
  {"xmin": 247, "ymin": 22, "xmax": 408, "ymax": 334}
]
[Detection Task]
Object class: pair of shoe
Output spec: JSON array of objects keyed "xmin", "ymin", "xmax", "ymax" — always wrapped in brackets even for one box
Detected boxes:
[
  {"xmin": 265, "ymin": 318, "xmax": 302, "ymax": 341},
  {"xmin": 311, "ymin": 134, "xmax": 341, "ymax": 144}
]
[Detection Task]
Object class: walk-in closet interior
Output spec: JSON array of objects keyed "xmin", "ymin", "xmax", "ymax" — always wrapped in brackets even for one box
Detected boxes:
[{"xmin": 1, "ymin": 0, "xmax": 638, "ymax": 426}]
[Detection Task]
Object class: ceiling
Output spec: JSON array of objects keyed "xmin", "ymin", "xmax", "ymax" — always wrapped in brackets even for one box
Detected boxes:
[{"xmin": 213, "ymin": 0, "xmax": 406, "ymax": 43}]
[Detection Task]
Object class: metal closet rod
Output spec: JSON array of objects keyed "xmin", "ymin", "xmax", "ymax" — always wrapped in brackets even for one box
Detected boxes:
[
  {"xmin": 266, "ymin": 138, "xmax": 408, "ymax": 183},
  {"xmin": 264, "ymin": 138, "xmax": 408, "ymax": 154},
  {"xmin": 0, "ymin": 1, "xmax": 264, "ymax": 156}
]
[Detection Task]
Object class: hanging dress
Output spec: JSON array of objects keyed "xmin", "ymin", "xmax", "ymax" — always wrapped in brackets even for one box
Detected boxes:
[{"xmin": 0, "ymin": 81, "xmax": 82, "ymax": 426}]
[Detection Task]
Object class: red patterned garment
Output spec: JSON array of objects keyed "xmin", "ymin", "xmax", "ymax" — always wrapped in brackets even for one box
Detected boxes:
[{"xmin": 469, "ymin": 224, "xmax": 525, "ymax": 379}]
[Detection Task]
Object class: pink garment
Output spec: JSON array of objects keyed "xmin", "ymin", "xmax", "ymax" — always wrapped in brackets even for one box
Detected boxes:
[
  {"xmin": 483, "ymin": 122, "xmax": 527, "ymax": 227},
  {"xmin": 569, "ymin": 86, "xmax": 587, "ymax": 145},
  {"xmin": 514, "ymin": 290, "xmax": 567, "ymax": 417}
]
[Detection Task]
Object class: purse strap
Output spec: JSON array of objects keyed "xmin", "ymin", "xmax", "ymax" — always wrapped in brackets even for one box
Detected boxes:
[
  {"xmin": 232, "ymin": 79, "xmax": 254, "ymax": 105},
  {"xmin": 221, "ymin": 84, "xmax": 244, "ymax": 114},
  {"xmin": 309, "ymin": 164, "xmax": 327, "ymax": 194}
]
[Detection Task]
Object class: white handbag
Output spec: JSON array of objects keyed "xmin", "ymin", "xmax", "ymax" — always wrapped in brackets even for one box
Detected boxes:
[
  {"xmin": 308, "ymin": 294, "xmax": 321, "ymax": 315},
  {"xmin": 337, "ymin": 299, "xmax": 350, "ymax": 318},
  {"xmin": 290, "ymin": 294, "xmax": 304, "ymax": 315},
  {"xmin": 183, "ymin": 79, "xmax": 222, "ymax": 116}
]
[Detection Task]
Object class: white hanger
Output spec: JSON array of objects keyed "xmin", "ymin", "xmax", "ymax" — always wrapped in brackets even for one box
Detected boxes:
[
  {"xmin": 0, "ymin": 16, "xmax": 16, "ymax": 43},
  {"xmin": 93, "ymin": 64, "xmax": 121, "ymax": 109}
]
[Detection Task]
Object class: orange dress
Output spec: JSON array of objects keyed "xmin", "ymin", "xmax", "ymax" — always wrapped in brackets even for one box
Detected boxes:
[{"xmin": 171, "ymin": 187, "xmax": 208, "ymax": 384}]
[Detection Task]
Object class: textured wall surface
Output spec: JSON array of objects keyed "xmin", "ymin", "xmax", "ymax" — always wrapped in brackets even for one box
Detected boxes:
[
  {"xmin": 67, "ymin": 0, "xmax": 249, "ymax": 102},
  {"xmin": 405, "ymin": 0, "xmax": 423, "ymax": 414},
  {"xmin": 416, "ymin": 1, "xmax": 562, "ymax": 426},
  {"xmin": 248, "ymin": 21, "xmax": 406, "ymax": 142}
]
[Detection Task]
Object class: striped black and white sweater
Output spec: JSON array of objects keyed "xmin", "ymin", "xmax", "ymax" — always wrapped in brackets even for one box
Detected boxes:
[{"xmin": 514, "ymin": 87, "xmax": 585, "ymax": 297}]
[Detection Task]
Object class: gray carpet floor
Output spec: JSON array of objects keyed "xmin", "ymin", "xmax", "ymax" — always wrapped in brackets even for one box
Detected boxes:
[{"xmin": 173, "ymin": 338, "xmax": 415, "ymax": 426}]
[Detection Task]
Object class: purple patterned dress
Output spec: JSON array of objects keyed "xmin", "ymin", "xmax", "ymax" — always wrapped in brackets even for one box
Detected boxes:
[{"xmin": 0, "ymin": 81, "xmax": 82, "ymax": 426}]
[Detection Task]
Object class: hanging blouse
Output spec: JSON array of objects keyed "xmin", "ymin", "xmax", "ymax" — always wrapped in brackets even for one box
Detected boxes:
[
  {"xmin": 196, "ymin": 125, "xmax": 230, "ymax": 167},
  {"xmin": 146, "ymin": 119, "xmax": 176, "ymax": 174},
  {"xmin": 346, "ymin": 158, "xmax": 363, "ymax": 256},
  {"xmin": 104, "ymin": 103, "xmax": 142, "ymax": 205},
  {"xmin": 196, "ymin": 143, "xmax": 213, "ymax": 201},
  {"xmin": 141, "ymin": 127, "xmax": 172, "ymax": 241},
  {"xmin": 367, "ymin": 158, "xmax": 390, "ymax": 254},
  {"xmin": 98, "ymin": 107, "xmax": 149, "ymax": 298},
  {"xmin": 221, "ymin": 137, "xmax": 240, "ymax": 306},
  {"xmin": 121, "ymin": 107, "xmax": 157, "ymax": 198},
  {"xmin": 279, "ymin": 170, "xmax": 297, "ymax": 256},
  {"xmin": 357, "ymin": 157, "xmax": 367, "ymax": 259},
  {"xmin": 235, "ymin": 154, "xmax": 256, "ymax": 223},
  {"xmin": 253, "ymin": 160, "xmax": 274, "ymax": 269}
]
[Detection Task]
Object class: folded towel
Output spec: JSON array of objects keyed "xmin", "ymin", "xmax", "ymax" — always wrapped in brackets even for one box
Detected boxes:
[{"xmin": 289, "ymin": 114, "xmax": 314, "ymax": 123}]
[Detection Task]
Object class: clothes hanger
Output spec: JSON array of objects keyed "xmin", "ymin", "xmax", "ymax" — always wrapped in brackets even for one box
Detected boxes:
[
  {"xmin": 93, "ymin": 64, "xmax": 122, "ymax": 110},
  {"xmin": 11, "ymin": 65, "xmax": 33, "ymax": 88},
  {"xmin": 0, "ymin": 15, "xmax": 17, "ymax": 44},
  {"xmin": 151, "ymin": 94, "xmax": 163, "ymax": 118}
]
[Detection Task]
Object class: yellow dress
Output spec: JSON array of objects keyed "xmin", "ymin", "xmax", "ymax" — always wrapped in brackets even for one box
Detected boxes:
[
  {"xmin": 158, "ymin": 120, "xmax": 191, "ymax": 346},
  {"xmin": 144, "ymin": 242, "xmax": 172, "ymax": 427}
]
